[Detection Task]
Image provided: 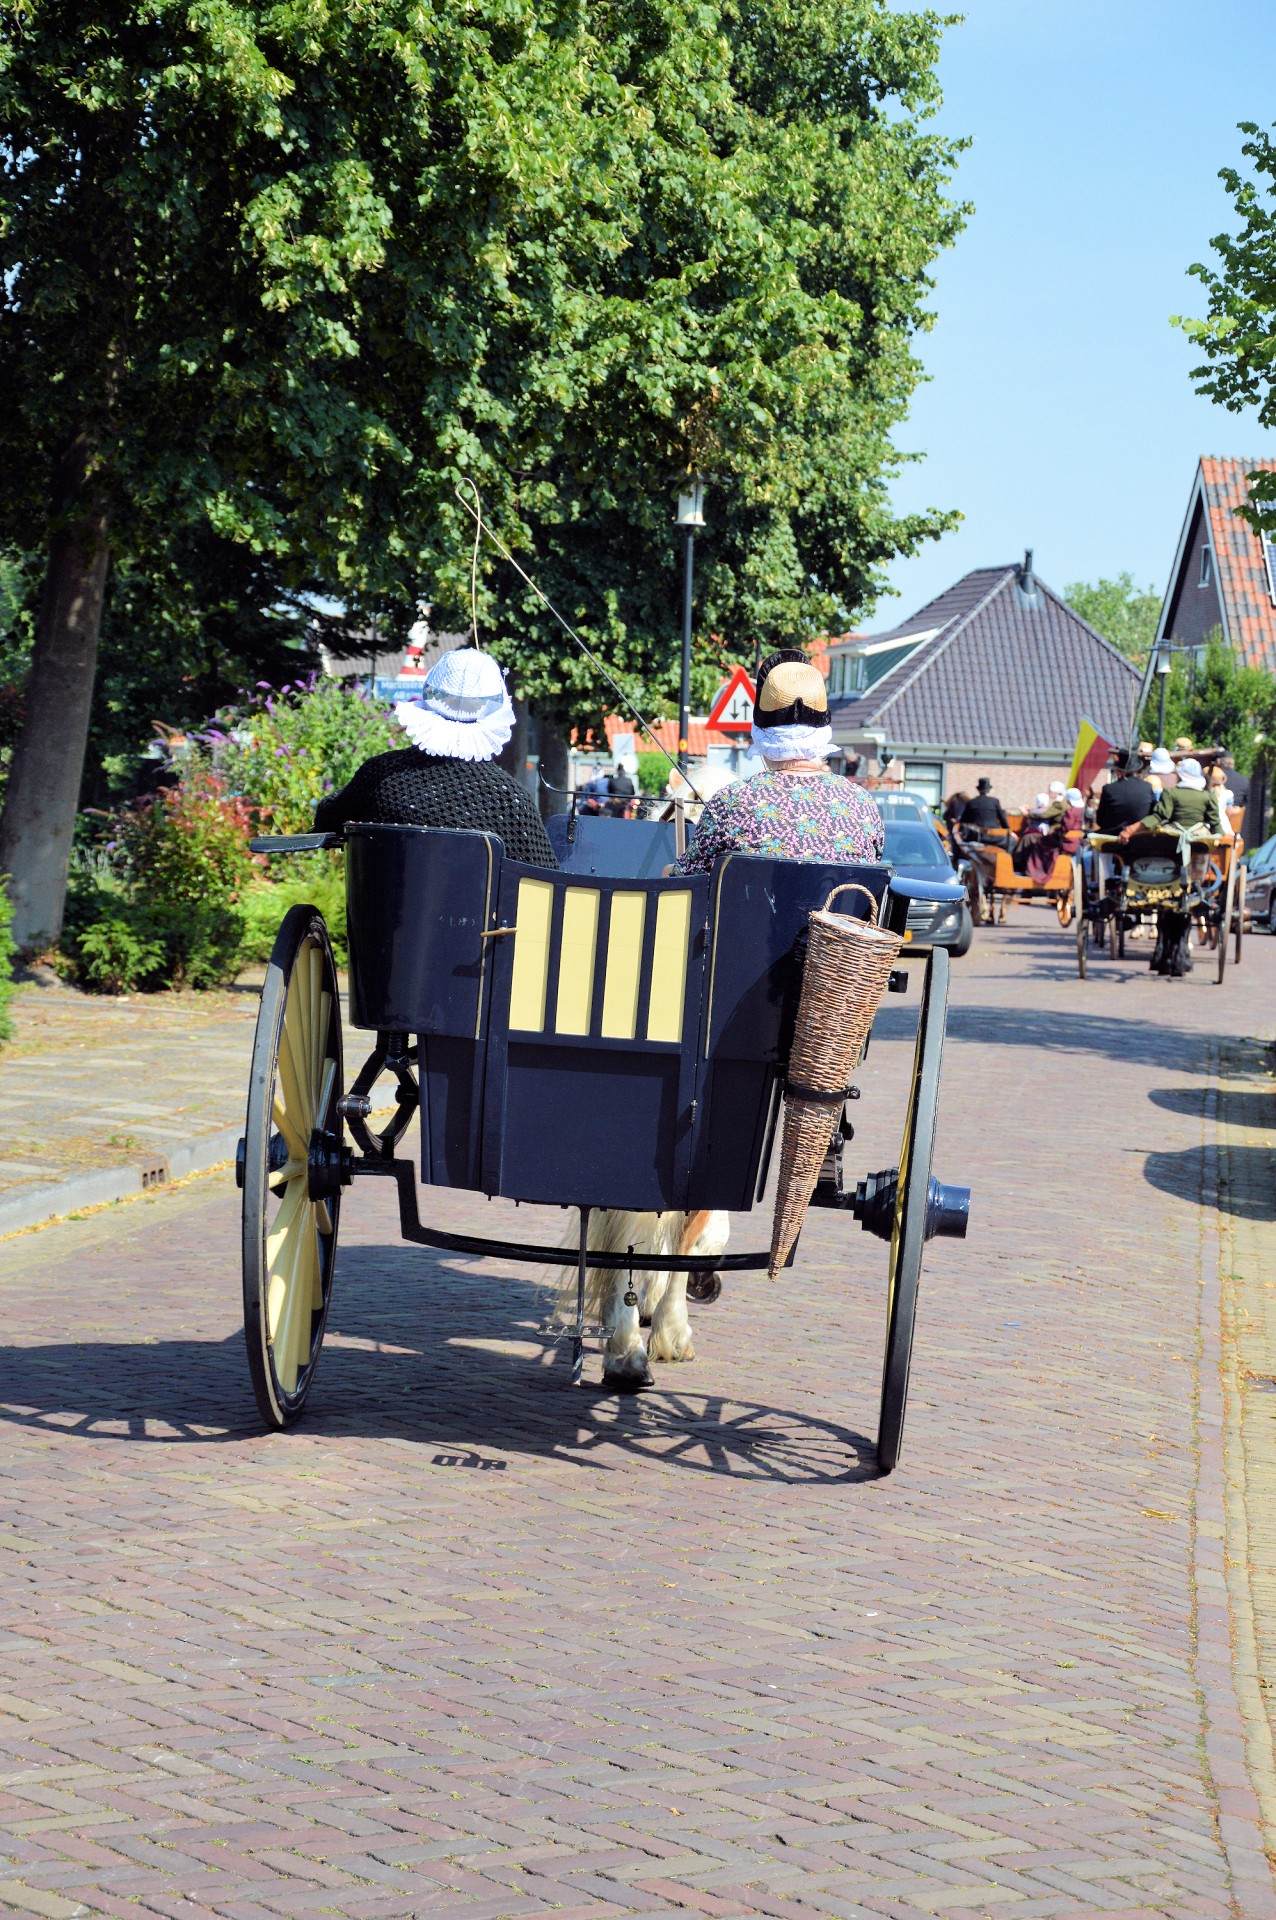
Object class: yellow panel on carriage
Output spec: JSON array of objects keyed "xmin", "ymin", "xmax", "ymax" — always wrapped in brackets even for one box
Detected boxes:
[
  {"xmin": 508, "ymin": 878, "xmax": 554, "ymax": 1032},
  {"xmin": 554, "ymin": 887, "xmax": 601, "ymax": 1035},
  {"xmin": 647, "ymin": 889, "xmax": 692, "ymax": 1042},
  {"xmin": 599, "ymin": 892, "xmax": 646, "ymax": 1038}
]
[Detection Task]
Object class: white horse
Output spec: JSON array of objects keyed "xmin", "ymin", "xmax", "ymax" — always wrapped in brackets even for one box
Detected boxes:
[{"xmin": 554, "ymin": 1208, "xmax": 731, "ymax": 1383}]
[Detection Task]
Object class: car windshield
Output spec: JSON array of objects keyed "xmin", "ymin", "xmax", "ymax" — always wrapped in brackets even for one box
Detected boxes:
[
  {"xmin": 1245, "ymin": 834, "xmax": 1276, "ymax": 873},
  {"xmin": 882, "ymin": 821, "xmax": 947, "ymax": 868}
]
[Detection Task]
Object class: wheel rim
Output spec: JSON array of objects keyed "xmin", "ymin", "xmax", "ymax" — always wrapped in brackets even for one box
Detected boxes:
[
  {"xmin": 243, "ymin": 911, "xmax": 342, "ymax": 1426},
  {"xmin": 1218, "ymin": 859, "xmax": 1236, "ymax": 985},
  {"xmin": 877, "ymin": 947, "xmax": 949, "ymax": 1473}
]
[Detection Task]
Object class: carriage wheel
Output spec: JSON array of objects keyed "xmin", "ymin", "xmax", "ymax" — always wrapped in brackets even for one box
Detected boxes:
[
  {"xmin": 242, "ymin": 906, "xmax": 343, "ymax": 1428},
  {"xmin": 965, "ymin": 865, "xmax": 984, "ymax": 926},
  {"xmin": 1217, "ymin": 858, "xmax": 1239, "ymax": 986},
  {"xmin": 1056, "ymin": 884, "xmax": 1073, "ymax": 928},
  {"xmin": 877, "ymin": 946, "xmax": 949, "ymax": 1474},
  {"xmin": 1234, "ymin": 865, "xmax": 1245, "ymax": 966},
  {"xmin": 1074, "ymin": 863, "xmax": 1087, "ymax": 978}
]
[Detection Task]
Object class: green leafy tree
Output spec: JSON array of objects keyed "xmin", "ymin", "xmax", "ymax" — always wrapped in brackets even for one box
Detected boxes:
[
  {"xmin": 1063, "ymin": 573, "xmax": 1161, "ymax": 665},
  {"xmin": 1175, "ymin": 121, "xmax": 1276, "ymax": 530},
  {"xmin": 1136, "ymin": 634, "xmax": 1276, "ymax": 771},
  {"xmin": 1, "ymin": 0, "xmax": 964, "ymax": 949}
]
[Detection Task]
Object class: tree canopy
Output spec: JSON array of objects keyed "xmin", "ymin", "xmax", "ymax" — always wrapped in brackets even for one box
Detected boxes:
[
  {"xmin": 1175, "ymin": 120, "xmax": 1276, "ymax": 530},
  {"xmin": 1063, "ymin": 574, "xmax": 1161, "ymax": 666},
  {"xmin": 0, "ymin": 0, "xmax": 965, "ymax": 941}
]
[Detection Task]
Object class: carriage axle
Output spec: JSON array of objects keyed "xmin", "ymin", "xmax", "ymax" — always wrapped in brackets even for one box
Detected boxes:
[{"xmin": 851, "ymin": 1166, "xmax": 970, "ymax": 1244}]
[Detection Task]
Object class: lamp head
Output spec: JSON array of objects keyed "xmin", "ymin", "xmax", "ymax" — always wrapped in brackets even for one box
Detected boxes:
[{"xmin": 675, "ymin": 478, "xmax": 706, "ymax": 527}]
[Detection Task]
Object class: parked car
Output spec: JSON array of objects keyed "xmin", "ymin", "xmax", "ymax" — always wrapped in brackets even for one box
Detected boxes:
[
  {"xmin": 881, "ymin": 818, "xmax": 973, "ymax": 955},
  {"xmin": 872, "ymin": 790, "xmax": 935, "ymax": 826},
  {"xmin": 1243, "ymin": 833, "xmax": 1276, "ymax": 930}
]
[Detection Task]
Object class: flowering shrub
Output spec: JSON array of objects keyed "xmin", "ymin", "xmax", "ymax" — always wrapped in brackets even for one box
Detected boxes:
[
  {"xmin": 65, "ymin": 676, "xmax": 403, "ymax": 991},
  {"xmin": 208, "ymin": 675, "xmax": 401, "ymax": 832},
  {"xmin": 64, "ymin": 767, "xmax": 260, "ymax": 991}
]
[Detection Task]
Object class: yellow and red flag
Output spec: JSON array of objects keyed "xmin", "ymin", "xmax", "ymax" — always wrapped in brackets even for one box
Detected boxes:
[{"xmin": 1068, "ymin": 718, "xmax": 1116, "ymax": 794}]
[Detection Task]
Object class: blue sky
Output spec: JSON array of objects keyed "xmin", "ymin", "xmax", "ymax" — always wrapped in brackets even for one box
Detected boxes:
[{"xmin": 873, "ymin": 0, "xmax": 1276, "ymax": 632}]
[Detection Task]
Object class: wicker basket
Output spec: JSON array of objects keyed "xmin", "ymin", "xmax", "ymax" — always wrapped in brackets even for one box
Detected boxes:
[{"xmin": 769, "ymin": 884, "xmax": 904, "ymax": 1278}]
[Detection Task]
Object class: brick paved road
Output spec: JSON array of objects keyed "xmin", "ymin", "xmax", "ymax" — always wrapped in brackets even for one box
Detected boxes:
[{"xmin": 2, "ymin": 908, "xmax": 1275, "ymax": 1919}]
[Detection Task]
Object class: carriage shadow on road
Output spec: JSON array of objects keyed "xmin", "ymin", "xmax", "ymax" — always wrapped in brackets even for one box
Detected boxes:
[{"xmin": 0, "ymin": 1245, "xmax": 879, "ymax": 1483}]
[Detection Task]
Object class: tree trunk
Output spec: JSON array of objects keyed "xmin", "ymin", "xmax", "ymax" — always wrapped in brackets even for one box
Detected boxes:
[{"xmin": 0, "ymin": 432, "xmax": 110, "ymax": 952}]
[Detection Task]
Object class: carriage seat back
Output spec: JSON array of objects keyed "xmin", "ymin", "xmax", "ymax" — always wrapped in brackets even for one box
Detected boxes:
[
  {"xmin": 1118, "ymin": 835, "xmax": 1182, "ymax": 888},
  {"xmin": 546, "ymin": 812, "xmax": 680, "ymax": 878}
]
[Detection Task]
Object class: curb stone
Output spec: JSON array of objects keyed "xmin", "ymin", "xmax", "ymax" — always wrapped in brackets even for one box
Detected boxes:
[
  {"xmin": 0, "ymin": 1125, "xmax": 241, "ymax": 1238},
  {"xmin": 1198, "ymin": 1046, "xmax": 1276, "ymax": 1916}
]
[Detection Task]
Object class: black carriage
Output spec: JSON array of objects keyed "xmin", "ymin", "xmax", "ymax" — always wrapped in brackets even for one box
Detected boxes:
[
  {"xmin": 238, "ymin": 817, "xmax": 970, "ymax": 1472},
  {"xmin": 1073, "ymin": 829, "xmax": 1244, "ymax": 982}
]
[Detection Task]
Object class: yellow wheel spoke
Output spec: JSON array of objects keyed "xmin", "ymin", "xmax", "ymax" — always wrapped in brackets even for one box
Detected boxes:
[
  {"xmin": 316, "ymin": 1056, "xmax": 336, "ymax": 1134},
  {"xmin": 266, "ymin": 1178, "xmax": 307, "ymax": 1335},
  {"xmin": 277, "ymin": 1010, "xmax": 313, "ymax": 1142},
  {"xmin": 271, "ymin": 1188, "xmax": 318, "ymax": 1394},
  {"xmin": 315, "ymin": 1197, "xmax": 333, "ymax": 1239},
  {"xmin": 271, "ymin": 1098, "xmax": 306, "ymax": 1164},
  {"xmin": 308, "ymin": 949, "xmax": 323, "ymax": 1113},
  {"xmin": 281, "ymin": 1003, "xmax": 311, "ymax": 1121}
]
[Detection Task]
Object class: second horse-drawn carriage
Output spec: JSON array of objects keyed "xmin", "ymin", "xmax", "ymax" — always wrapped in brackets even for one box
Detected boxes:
[
  {"xmin": 1073, "ymin": 828, "xmax": 1245, "ymax": 981},
  {"xmin": 238, "ymin": 814, "xmax": 971, "ymax": 1474}
]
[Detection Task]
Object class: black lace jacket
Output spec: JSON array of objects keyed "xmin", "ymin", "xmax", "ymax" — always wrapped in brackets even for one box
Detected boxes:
[{"xmin": 313, "ymin": 749, "xmax": 558, "ymax": 869}]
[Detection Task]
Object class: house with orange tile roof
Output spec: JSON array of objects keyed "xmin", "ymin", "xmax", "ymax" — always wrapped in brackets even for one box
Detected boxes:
[{"xmin": 1156, "ymin": 457, "xmax": 1276, "ymax": 670}]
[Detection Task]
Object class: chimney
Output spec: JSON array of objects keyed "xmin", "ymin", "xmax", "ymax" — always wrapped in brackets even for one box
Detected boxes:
[{"xmin": 1021, "ymin": 548, "xmax": 1035, "ymax": 596}]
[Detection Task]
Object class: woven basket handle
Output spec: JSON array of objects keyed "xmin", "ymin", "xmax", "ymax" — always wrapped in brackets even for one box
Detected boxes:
[{"xmin": 821, "ymin": 882, "xmax": 880, "ymax": 925}]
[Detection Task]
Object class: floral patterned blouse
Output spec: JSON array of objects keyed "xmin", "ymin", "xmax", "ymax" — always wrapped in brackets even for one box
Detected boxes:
[{"xmin": 672, "ymin": 771, "xmax": 884, "ymax": 874}]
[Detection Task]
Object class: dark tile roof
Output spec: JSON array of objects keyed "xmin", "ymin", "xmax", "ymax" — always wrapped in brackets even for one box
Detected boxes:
[
  {"xmin": 1200, "ymin": 457, "xmax": 1276, "ymax": 670},
  {"xmin": 830, "ymin": 566, "xmax": 1141, "ymax": 756}
]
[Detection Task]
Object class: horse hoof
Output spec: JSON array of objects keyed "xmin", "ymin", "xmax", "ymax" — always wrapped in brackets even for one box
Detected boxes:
[
  {"xmin": 687, "ymin": 1273, "xmax": 722, "ymax": 1303},
  {"xmin": 603, "ymin": 1367, "xmax": 654, "ymax": 1393}
]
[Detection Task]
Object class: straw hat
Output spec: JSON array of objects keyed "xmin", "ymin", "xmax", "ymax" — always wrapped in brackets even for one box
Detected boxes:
[
  {"xmin": 754, "ymin": 651, "xmax": 830, "ymax": 729},
  {"xmin": 751, "ymin": 649, "xmax": 834, "ymax": 763}
]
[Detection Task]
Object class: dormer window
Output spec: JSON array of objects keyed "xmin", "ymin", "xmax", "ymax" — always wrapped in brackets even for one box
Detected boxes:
[{"xmin": 1199, "ymin": 545, "xmax": 1213, "ymax": 587}]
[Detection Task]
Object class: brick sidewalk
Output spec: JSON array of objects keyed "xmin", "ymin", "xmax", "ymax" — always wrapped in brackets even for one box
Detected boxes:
[
  {"xmin": 0, "ymin": 969, "xmax": 379, "ymax": 1223},
  {"xmin": 0, "ymin": 909, "xmax": 1274, "ymax": 1918}
]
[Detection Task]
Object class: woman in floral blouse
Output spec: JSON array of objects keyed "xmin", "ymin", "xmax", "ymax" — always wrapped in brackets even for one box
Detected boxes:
[{"xmin": 673, "ymin": 649, "xmax": 883, "ymax": 874}]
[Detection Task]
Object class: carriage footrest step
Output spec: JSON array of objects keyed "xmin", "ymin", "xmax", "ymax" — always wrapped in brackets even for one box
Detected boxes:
[{"xmin": 852, "ymin": 1167, "xmax": 971, "ymax": 1242}]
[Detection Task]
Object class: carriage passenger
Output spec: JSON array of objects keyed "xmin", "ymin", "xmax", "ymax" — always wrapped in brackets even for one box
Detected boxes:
[
  {"xmin": 671, "ymin": 650, "xmax": 883, "ymax": 873},
  {"xmin": 313, "ymin": 649, "xmax": 558, "ymax": 868},
  {"xmin": 1116, "ymin": 757, "xmax": 1223, "ymax": 844}
]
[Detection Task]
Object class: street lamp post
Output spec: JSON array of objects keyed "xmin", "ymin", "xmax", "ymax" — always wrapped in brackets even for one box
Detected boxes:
[
  {"xmin": 675, "ymin": 480, "xmax": 705, "ymax": 772},
  {"xmin": 1155, "ymin": 646, "xmax": 1173, "ymax": 748}
]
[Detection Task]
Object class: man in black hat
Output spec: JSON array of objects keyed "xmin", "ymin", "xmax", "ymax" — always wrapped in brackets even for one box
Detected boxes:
[
  {"xmin": 956, "ymin": 775, "xmax": 1010, "ymax": 836},
  {"xmin": 1095, "ymin": 750, "xmax": 1156, "ymax": 836}
]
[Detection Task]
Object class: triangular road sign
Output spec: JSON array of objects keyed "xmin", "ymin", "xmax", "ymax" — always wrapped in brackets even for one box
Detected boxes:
[{"xmin": 708, "ymin": 664, "xmax": 756, "ymax": 733}]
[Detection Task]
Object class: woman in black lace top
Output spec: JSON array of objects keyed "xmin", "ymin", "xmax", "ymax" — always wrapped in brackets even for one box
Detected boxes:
[{"xmin": 313, "ymin": 649, "xmax": 557, "ymax": 870}]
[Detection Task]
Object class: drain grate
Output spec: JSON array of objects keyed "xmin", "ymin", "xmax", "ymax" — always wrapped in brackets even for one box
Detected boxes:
[{"xmin": 138, "ymin": 1156, "xmax": 171, "ymax": 1191}]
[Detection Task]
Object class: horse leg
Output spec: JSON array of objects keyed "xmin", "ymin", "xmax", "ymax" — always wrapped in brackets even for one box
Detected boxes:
[
  {"xmin": 601, "ymin": 1266, "xmax": 651, "ymax": 1386},
  {"xmin": 649, "ymin": 1209, "xmax": 730, "ymax": 1362}
]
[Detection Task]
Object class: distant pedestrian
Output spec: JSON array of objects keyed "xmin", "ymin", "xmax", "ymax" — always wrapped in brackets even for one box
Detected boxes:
[
  {"xmin": 1220, "ymin": 753, "xmax": 1250, "ymax": 814},
  {"xmin": 604, "ymin": 763, "xmax": 636, "ymax": 817}
]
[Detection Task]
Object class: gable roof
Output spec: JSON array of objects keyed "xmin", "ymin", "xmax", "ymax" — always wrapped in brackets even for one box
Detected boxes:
[
  {"xmin": 830, "ymin": 564, "xmax": 1141, "ymax": 757},
  {"xmin": 1157, "ymin": 457, "xmax": 1276, "ymax": 670}
]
